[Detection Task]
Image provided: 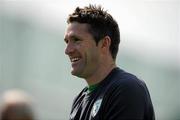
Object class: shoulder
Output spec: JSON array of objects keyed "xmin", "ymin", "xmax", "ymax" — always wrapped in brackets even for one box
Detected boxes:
[
  {"xmin": 98, "ymin": 68, "xmax": 154, "ymax": 119},
  {"xmin": 104, "ymin": 68, "xmax": 148, "ymax": 100},
  {"xmin": 109, "ymin": 68, "xmax": 145, "ymax": 87}
]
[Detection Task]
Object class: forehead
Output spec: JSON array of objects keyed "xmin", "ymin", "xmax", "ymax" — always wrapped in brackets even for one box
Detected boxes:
[{"xmin": 65, "ymin": 22, "xmax": 92, "ymax": 39}]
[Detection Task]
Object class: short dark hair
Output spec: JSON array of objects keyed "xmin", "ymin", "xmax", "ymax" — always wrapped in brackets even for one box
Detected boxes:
[{"xmin": 67, "ymin": 4, "xmax": 120, "ymax": 60}]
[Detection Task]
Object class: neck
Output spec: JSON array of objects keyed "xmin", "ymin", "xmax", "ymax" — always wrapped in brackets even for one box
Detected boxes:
[{"xmin": 86, "ymin": 61, "xmax": 116, "ymax": 86}]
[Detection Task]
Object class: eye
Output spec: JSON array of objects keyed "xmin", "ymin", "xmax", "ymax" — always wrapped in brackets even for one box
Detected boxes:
[
  {"xmin": 74, "ymin": 38, "xmax": 79, "ymax": 42},
  {"xmin": 73, "ymin": 37, "xmax": 81, "ymax": 43}
]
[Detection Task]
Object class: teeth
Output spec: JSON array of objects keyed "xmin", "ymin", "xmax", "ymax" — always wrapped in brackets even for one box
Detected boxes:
[{"xmin": 71, "ymin": 58, "xmax": 80, "ymax": 62}]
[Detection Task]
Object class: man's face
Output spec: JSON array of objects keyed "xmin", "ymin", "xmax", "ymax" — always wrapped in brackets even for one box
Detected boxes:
[{"xmin": 64, "ymin": 22, "xmax": 101, "ymax": 79}]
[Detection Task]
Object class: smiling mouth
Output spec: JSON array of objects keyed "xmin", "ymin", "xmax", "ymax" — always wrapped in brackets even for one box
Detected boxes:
[{"xmin": 70, "ymin": 57, "xmax": 80, "ymax": 63}]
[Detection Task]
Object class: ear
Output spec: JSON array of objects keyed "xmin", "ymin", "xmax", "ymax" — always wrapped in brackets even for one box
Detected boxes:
[{"xmin": 101, "ymin": 36, "xmax": 111, "ymax": 50}]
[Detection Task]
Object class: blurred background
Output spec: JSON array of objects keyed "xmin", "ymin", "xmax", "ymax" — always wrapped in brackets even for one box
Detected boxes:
[{"xmin": 0, "ymin": 0, "xmax": 179, "ymax": 119}]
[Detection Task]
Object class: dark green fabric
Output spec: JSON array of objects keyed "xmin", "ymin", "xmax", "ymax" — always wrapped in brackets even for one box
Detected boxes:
[{"xmin": 88, "ymin": 84, "xmax": 98, "ymax": 93}]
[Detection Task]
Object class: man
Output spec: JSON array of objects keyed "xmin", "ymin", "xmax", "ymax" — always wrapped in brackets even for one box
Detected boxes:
[{"xmin": 64, "ymin": 4, "xmax": 155, "ymax": 120}]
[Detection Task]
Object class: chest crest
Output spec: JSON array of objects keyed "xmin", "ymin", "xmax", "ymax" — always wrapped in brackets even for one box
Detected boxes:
[{"xmin": 91, "ymin": 98, "xmax": 103, "ymax": 117}]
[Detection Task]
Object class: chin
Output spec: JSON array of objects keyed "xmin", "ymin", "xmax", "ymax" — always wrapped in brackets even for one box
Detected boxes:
[
  {"xmin": 71, "ymin": 69, "xmax": 79, "ymax": 76},
  {"xmin": 71, "ymin": 69, "xmax": 84, "ymax": 78}
]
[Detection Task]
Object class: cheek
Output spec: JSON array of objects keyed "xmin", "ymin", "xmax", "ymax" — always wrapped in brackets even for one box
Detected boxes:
[
  {"xmin": 88, "ymin": 48, "xmax": 100, "ymax": 63},
  {"xmin": 82, "ymin": 42, "xmax": 101, "ymax": 64}
]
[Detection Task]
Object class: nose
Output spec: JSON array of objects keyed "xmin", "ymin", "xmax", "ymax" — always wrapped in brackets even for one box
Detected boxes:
[{"xmin": 65, "ymin": 42, "xmax": 75, "ymax": 55}]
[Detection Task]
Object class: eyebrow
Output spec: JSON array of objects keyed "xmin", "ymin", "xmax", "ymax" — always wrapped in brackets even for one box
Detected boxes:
[{"xmin": 64, "ymin": 35, "xmax": 81, "ymax": 42}]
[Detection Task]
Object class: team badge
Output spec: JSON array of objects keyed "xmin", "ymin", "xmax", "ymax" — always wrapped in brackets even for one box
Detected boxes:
[{"xmin": 91, "ymin": 99, "xmax": 102, "ymax": 117}]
